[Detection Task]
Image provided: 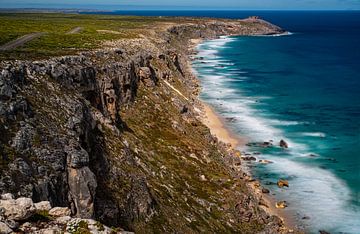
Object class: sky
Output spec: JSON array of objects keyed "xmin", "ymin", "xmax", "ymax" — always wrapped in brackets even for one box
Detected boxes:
[{"xmin": 1, "ymin": 0, "xmax": 360, "ymax": 10}]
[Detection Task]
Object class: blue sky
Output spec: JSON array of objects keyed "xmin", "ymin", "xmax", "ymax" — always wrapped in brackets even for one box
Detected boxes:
[{"xmin": 1, "ymin": 0, "xmax": 360, "ymax": 10}]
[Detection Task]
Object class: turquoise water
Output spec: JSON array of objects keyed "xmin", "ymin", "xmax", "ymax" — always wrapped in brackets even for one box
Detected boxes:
[{"xmin": 192, "ymin": 12, "xmax": 360, "ymax": 234}]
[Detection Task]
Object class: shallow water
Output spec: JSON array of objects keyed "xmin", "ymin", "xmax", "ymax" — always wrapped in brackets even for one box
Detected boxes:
[{"xmin": 192, "ymin": 12, "xmax": 360, "ymax": 234}]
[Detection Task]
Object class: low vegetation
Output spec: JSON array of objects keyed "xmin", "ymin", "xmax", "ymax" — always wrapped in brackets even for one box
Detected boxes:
[{"xmin": 0, "ymin": 13, "xmax": 166, "ymax": 59}]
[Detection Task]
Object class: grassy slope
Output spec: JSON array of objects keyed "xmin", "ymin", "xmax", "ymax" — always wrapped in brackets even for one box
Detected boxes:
[
  {"xmin": 102, "ymin": 80, "xmax": 265, "ymax": 233},
  {"xmin": 0, "ymin": 13, "xmax": 167, "ymax": 59}
]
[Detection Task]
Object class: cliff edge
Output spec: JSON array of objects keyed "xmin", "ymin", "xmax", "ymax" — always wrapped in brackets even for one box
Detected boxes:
[{"xmin": 0, "ymin": 16, "xmax": 290, "ymax": 233}]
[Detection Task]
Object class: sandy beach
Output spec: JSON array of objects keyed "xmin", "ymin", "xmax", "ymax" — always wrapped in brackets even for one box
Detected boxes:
[
  {"xmin": 200, "ymin": 103, "xmax": 247, "ymax": 148},
  {"xmin": 189, "ymin": 39, "xmax": 247, "ymax": 149}
]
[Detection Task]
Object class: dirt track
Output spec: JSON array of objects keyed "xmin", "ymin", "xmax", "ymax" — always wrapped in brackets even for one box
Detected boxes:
[
  {"xmin": 0, "ymin": 32, "xmax": 45, "ymax": 51},
  {"xmin": 66, "ymin": 27, "xmax": 83, "ymax": 34}
]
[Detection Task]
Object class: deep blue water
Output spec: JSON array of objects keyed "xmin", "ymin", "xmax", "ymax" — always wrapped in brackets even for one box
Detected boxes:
[
  {"xmin": 101, "ymin": 10, "xmax": 360, "ymax": 233},
  {"xmin": 189, "ymin": 11, "xmax": 360, "ymax": 233}
]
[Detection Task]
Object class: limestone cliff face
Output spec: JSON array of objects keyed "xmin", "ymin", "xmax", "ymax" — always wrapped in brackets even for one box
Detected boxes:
[
  {"xmin": 0, "ymin": 19, "xmax": 287, "ymax": 233},
  {"xmin": 0, "ymin": 51, "xmax": 156, "ymax": 219}
]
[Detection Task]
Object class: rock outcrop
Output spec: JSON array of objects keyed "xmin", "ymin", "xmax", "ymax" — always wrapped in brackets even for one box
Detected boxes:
[
  {"xmin": 0, "ymin": 197, "xmax": 36, "ymax": 221},
  {"xmin": 0, "ymin": 195, "xmax": 127, "ymax": 233}
]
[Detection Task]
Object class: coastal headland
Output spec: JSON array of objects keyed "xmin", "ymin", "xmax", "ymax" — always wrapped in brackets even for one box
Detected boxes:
[{"xmin": 0, "ymin": 13, "xmax": 298, "ymax": 233}]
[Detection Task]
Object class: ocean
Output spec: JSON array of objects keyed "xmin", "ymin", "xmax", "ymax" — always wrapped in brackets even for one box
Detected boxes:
[
  {"xmin": 190, "ymin": 11, "xmax": 360, "ymax": 233},
  {"xmin": 101, "ymin": 10, "xmax": 360, "ymax": 233}
]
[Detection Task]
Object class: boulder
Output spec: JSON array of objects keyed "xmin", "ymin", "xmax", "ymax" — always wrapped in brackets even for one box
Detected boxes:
[
  {"xmin": 0, "ymin": 197, "xmax": 36, "ymax": 221},
  {"xmin": 242, "ymin": 156, "xmax": 256, "ymax": 161},
  {"xmin": 262, "ymin": 188, "xmax": 270, "ymax": 194},
  {"xmin": 0, "ymin": 194, "xmax": 14, "ymax": 200},
  {"xmin": 4, "ymin": 219, "xmax": 19, "ymax": 230},
  {"xmin": 19, "ymin": 222, "xmax": 32, "ymax": 232},
  {"xmin": 49, "ymin": 207, "xmax": 71, "ymax": 217},
  {"xmin": 200, "ymin": 175, "xmax": 207, "ymax": 181},
  {"xmin": 34, "ymin": 201, "xmax": 52, "ymax": 211},
  {"xmin": 0, "ymin": 221, "xmax": 12, "ymax": 234},
  {"xmin": 259, "ymin": 159, "xmax": 273, "ymax": 164},
  {"xmin": 277, "ymin": 179, "xmax": 289, "ymax": 188},
  {"xmin": 275, "ymin": 201, "xmax": 287, "ymax": 209},
  {"xmin": 279, "ymin": 139, "xmax": 288, "ymax": 148},
  {"xmin": 39, "ymin": 228, "xmax": 58, "ymax": 234},
  {"xmin": 225, "ymin": 117, "xmax": 236, "ymax": 122},
  {"xmin": 66, "ymin": 218, "xmax": 118, "ymax": 234}
]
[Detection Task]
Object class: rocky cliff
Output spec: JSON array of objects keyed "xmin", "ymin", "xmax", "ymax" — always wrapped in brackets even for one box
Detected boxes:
[{"xmin": 0, "ymin": 18, "xmax": 288, "ymax": 233}]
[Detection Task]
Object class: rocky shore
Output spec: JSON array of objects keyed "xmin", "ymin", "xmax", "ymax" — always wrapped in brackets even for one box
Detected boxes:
[{"xmin": 0, "ymin": 16, "xmax": 295, "ymax": 233}]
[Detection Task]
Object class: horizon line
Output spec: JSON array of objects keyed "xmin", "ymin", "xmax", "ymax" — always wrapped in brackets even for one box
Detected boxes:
[
  {"xmin": 0, "ymin": 3, "xmax": 359, "ymax": 11},
  {"xmin": 1, "ymin": 7, "xmax": 360, "ymax": 11}
]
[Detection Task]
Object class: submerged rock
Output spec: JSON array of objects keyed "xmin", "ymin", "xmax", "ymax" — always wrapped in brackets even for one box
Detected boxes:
[
  {"xmin": 225, "ymin": 117, "xmax": 236, "ymax": 122},
  {"xmin": 259, "ymin": 159, "xmax": 273, "ymax": 164},
  {"xmin": 279, "ymin": 139, "xmax": 288, "ymax": 148},
  {"xmin": 277, "ymin": 179, "xmax": 289, "ymax": 188},
  {"xmin": 275, "ymin": 201, "xmax": 287, "ymax": 209},
  {"xmin": 262, "ymin": 142, "xmax": 273, "ymax": 147}
]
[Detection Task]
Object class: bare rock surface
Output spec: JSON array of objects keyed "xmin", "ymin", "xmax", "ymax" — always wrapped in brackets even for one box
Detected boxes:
[
  {"xmin": 0, "ymin": 195, "xmax": 128, "ymax": 233},
  {"xmin": 0, "ymin": 197, "xmax": 36, "ymax": 221},
  {"xmin": 0, "ymin": 221, "xmax": 12, "ymax": 234},
  {"xmin": 34, "ymin": 201, "xmax": 52, "ymax": 211},
  {"xmin": 48, "ymin": 207, "xmax": 71, "ymax": 217}
]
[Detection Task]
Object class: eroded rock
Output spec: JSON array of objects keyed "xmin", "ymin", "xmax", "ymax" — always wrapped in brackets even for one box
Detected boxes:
[
  {"xmin": 34, "ymin": 201, "xmax": 52, "ymax": 211},
  {"xmin": 48, "ymin": 207, "xmax": 71, "ymax": 217},
  {"xmin": 0, "ymin": 194, "xmax": 14, "ymax": 200},
  {"xmin": 68, "ymin": 167, "xmax": 97, "ymax": 218},
  {"xmin": 0, "ymin": 221, "xmax": 12, "ymax": 234},
  {"xmin": 0, "ymin": 197, "xmax": 36, "ymax": 221}
]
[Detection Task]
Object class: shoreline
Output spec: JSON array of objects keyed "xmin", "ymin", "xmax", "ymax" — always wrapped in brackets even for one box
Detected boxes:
[
  {"xmin": 189, "ymin": 36, "xmax": 298, "ymax": 232},
  {"xmin": 200, "ymin": 102, "xmax": 247, "ymax": 148}
]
